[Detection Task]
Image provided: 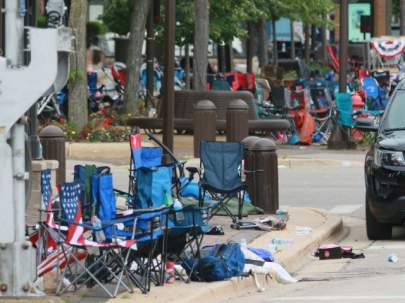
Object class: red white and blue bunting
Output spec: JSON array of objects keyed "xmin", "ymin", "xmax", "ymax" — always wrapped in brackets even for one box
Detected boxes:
[{"xmin": 371, "ymin": 38, "xmax": 405, "ymax": 59}]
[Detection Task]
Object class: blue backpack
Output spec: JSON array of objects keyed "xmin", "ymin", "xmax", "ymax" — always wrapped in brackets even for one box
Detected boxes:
[{"xmin": 194, "ymin": 243, "xmax": 245, "ymax": 282}]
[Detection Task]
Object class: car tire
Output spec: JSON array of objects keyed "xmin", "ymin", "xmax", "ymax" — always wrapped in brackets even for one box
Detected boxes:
[{"xmin": 366, "ymin": 195, "xmax": 392, "ymax": 240}]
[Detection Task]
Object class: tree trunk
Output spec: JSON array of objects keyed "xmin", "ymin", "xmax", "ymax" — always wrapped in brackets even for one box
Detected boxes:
[
  {"xmin": 290, "ymin": 19, "xmax": 295, "ymax": 59},
  {"xmin": 193, "ymin": 0, "xmax": 209, "ymax": 91},
  {"xmin": 401, "ymin": 0, "xmax": 405, "ymax": 35},
  {"xmin": 311, "ymin": 24, "xmax": 317, "ymax": 52},
  {"xmin": 246, "ymin": 21, "xmax": 254, "ymax": 73},
  {"xmin": 68, "ymin": 0, "xmax": 88, "ymax": 129},
  {"xmin": 217, "ymin": 42, "xmax": 226, "ymax": 73},
  {"xmin": 304, "ymin": 24, "xmax": 310, "ymax": 62},
  {"xmin": 258, "ymin": 17, "xmax": 269, "ymax": 69},
  {"xmin": 124, "ymin": 0, "xmax": 152, "ymax": 114},
  {"xmin": 146, "ymin": 1, "xmax": 155, "ymax": 108},
  {"xmin": 185, "ymin": 44, "xmax": 191, "ymax": 89},
  {"xmin": 225, "ymin": 43, "xmax": 232, "ymax": 72},
  {"xmin": 321, "ymin": 23, "xmax": 328, "ymax": 64},
  {"xmin": 272, "ymin": 19, "xmax": 278, "ymax": 67}
]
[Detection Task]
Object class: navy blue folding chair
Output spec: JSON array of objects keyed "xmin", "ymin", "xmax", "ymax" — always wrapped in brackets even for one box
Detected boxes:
[{"xmin": 198, "ymin": 141, "xmax": 247, "ymax": 222}]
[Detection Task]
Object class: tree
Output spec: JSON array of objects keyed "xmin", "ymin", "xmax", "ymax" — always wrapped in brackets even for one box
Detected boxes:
[
  {"xmin": 401, "ymin": 0, "xmax": 405, "ymax": 35},
  {"xmin": 193, "ymin": 0, "xmax": 209, "ymax": 91},
  {"xmin": 102, "ymin": 0, "xmax": 132, "ymax": 35},
  {"xmin": 123, "ymin": 0, "xmax": 152, "ymax": 114},
  {"xmin": 68, "ymin": 0, "xmax": 88, "ymax": 129}
]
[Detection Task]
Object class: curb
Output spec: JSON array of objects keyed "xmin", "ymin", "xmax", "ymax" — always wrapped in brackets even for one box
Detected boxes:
[
  {"xmin": 108, "ymin": 208, "xmax": 343, "ymax": 303},
  {"xmin": 276, "ymin": 208, "xmax": 343, "ymax": 273},
  {"xmin": 169, "ymin": 208, "xmax": 343, "ymax": 303}
]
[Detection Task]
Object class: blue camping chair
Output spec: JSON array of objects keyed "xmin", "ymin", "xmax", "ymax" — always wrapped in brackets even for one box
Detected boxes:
[
  {"xmin": 90, "ymin": 168, "xmax": 170, "ymax": 293},
  {"xmin": 196, "ymin": 141, "xmax": 246, "ymax": 222}
]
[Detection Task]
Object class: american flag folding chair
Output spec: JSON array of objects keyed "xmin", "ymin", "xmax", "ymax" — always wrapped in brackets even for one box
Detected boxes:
[
  {"xmin": 29, "ymin": 169, "xmax": 77, "ymax": 278},
  {"xmin": 56, "ymin": 181, "xmax": 139, "ymax": 298}
]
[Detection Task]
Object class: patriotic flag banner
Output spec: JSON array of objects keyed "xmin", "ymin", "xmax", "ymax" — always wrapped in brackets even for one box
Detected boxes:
[{"xmin": 371, "ymin": 37, "xmax": 405, "ymax": 59}]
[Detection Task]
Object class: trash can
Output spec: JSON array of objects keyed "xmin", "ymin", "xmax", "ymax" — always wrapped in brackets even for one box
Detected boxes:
[
  {"xmin": 39, "ymin": 125, "xmax": 66, "ymax": 185},
  {"xmin": 252, "ymin": 138, "xmax": 278, "ymax": 214},
  {"xmin": 241, "ymin": 136, "xmax": 260, "ymax": 204},
  {"xmin": 226, "ymin": 99, "xmax": 249, "ymax": 142},
  {"xmin": 193, "ymin": 100, "xmax": 217, "ymax": 157}
]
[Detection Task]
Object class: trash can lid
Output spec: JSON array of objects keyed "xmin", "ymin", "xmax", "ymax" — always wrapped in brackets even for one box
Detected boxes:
[
  {"xmin": 228, "ymin": 99, "xmax": 249, "ymax": 110},
  {"xmin": 194, "ymin": 100, "xmax": 216, "ymax": 110},
  {"xmin": 252, "ymin": 138, "xmax": 277, "ymax": 151},
  {"xmin": 241, "ymin": 136, "xmax": 260, "ymax": 149},
  {"xmin": 39, "ymin": 125, "xmax": 65, "ymax": 138}
]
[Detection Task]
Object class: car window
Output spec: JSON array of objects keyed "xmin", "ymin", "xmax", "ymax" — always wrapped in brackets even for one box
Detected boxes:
[{"xmin": 382, "ymin": 90, "xmax": 405, "ymax": 130}]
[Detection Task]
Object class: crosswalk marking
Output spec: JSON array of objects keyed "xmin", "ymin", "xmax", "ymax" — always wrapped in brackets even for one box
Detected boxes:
[
  {"xmin": 329, "ymin": 204, "xmax": 363, "ymax": 215},
  {"xmin": 270, "ymin": 295, "xmax": 405, "ymax": 301}
]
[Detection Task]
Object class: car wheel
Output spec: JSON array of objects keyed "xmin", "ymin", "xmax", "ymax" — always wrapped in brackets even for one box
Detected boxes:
[{"xmin": 366, "ymin": 195, "xmax": 392, "ymax": 240}]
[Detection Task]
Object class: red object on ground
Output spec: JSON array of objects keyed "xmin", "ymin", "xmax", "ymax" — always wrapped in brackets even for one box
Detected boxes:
[{"xmin": 165, "ymin": 261, "xmax": 176, "ymax": 284}]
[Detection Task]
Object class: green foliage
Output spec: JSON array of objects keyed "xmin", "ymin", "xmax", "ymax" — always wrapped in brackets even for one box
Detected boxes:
[
  {"xmin": 102, "ymin": 0, "xmax": 132, "ymax": 35},
  {"xmin": 87, "ymin": 21, "xmax": 107, "ymax": 36},
  {"xmin": 36, "ymin": 16, "xmax": 47, "ymax": 28}
]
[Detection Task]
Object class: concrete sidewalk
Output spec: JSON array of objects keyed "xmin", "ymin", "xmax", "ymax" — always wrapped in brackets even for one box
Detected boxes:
[
  {"xmin": 71, "ymin": 207, "xmax": 342, "ymax": 303},
  {"xmin": 66, "ymin": 138, "xmax": 366, "ymax": 168}
]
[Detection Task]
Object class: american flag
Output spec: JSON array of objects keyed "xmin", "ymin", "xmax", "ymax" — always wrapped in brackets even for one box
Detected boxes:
[
  {"xmin": 41, "ymin": 170, "xmax": 52, "ymax": 210},
  {"xmin": 61, "ymin": 182, "xmax": 137, "ymax": 249},
  {"xmin": 60, "ymin": 182, "xmax": 82, "ymax": 223},
  {"xmin": 41, "ymin": 170, "xmax": 57, "ymax": 229}
]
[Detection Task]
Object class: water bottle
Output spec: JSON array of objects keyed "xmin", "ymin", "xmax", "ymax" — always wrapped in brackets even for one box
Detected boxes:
[
  {"xmin": 92, "ymin": 215, "xmax": 105, "ymax": 242},
  {"xmin": 271, "ymin": 238, "xmax": 294, "ymax": 246}
]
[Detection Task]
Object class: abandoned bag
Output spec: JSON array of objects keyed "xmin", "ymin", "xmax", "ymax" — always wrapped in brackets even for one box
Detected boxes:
[{"xmin": 193, "ymin": 243, "xmax": 245, "ymax": 282}]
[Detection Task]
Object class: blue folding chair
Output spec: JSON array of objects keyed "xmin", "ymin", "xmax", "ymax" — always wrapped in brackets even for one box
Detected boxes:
[
  {"xmin": 91, "ymin": 169, "xmax": 170, "ymax": 292},
  {"xmin": 197, "ymin": 141, "xmax": 247, "ymax": 222}
]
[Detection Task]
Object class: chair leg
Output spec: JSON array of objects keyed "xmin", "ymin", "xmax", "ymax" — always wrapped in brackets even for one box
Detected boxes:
[{"xmin": 238, "ymin": 191, "xmax": 245, "ymax": 220}]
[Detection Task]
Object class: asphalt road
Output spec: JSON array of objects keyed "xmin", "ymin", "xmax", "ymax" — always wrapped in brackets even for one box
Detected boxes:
[
  {"xmin": 279, "ymin": 165, "xmax": 365, "ymax": 219},
  {"xmin": 220, "ymin": 216, "xmax": 405, "ymax": 303}
]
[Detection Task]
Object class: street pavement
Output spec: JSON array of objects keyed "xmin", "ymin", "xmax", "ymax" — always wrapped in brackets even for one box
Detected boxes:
[{"xmin": 220, "ymin": 216, "xmax": 405, "ymax": 303}]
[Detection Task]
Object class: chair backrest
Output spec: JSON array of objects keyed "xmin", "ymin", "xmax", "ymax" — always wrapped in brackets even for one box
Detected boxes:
[
  {"xmin": 41, "ymin": 169, "xmax": 53, "ymax": 210},
  {"xmin": 362, "ymin": 76, "xmax": 380, "ymax": 99},
  {"xmin": 271, "ymin": 86, "xmax": 288, "ymax": 108},
  {"xmin": 336, "ymin": 92, "xmax": 353, "ymax": 128},
  {"xmin": 60, "ymin": 181, "xmax": 83, "ymax": 224},
  {"xmin": 132, "ymin": 147, "xmax": 162, "ymax": 169},
  {"xmin": 134, "ymin": 165, "xmax": 173, "ymax": 209},
  {"xmin": 200, "ymin": 141, "xmax": 243, "ymax": 191}
]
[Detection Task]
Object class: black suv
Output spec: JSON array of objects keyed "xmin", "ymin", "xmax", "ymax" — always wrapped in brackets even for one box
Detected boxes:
[{"xmin": 364, "ymin": 80, "xmax": 405, "ymax": 240}]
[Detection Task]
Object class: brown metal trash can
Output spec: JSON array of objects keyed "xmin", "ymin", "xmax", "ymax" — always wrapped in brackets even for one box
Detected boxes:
[
  {"xmin": 252, "ymin": 138, "xmax": 279, "ymax": 214},
  {"xmin": 39, "ymin": 125, "xmax": 66, "ymax": 185},
  {"xmin": 193, "ymin": 100, "xmax": 217, "ymax": 157},
  {"xmin": 226, "ymin": 99, "xmax": 248, "ymax": 142},
  {"xmin": 241, "ymin": 136, "xmax": 260, "ymax": 205}
]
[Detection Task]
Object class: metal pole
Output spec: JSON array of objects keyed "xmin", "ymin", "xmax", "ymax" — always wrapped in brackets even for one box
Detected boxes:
[
  {"xmin": 146, "ymin": 0, "xmax": 155, "ymax": 108},
  {"xmin": 162, "ymin": 0, "xmax": 175, "ymax": 154},
  {"xmin": 3, "ymin": 0, "xmax": 32, "ymax": 296},
  {"xmin": 339, "ymin": 0, "xmax": 348, "ymax": 93}
]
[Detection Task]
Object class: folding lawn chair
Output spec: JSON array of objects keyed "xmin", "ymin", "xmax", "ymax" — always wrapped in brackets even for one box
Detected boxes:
[
  {"xmin": 196, "ymin": 141, "xmax": 247, "ymax": 222},
  {"xmin": 90, "ymin": 168, "xmax": 170, "ymax": 292},
  {"xmin": 56, "ymin": 181, "xmax": 138, "ymax": 298},
  {"xmin": 167, "ymin": 205, "xmax": 211, "ymax": 282}
]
